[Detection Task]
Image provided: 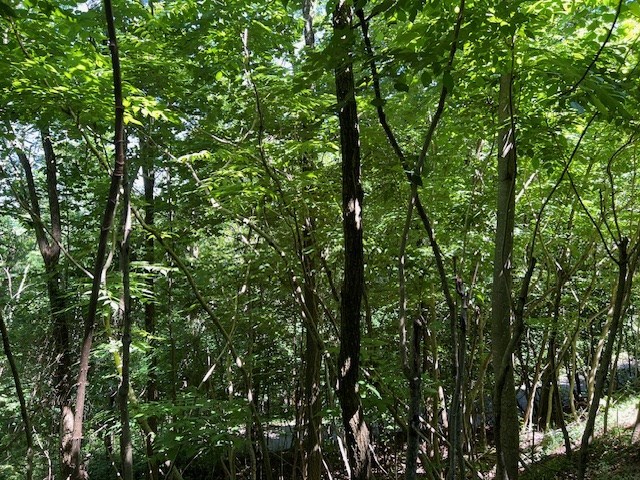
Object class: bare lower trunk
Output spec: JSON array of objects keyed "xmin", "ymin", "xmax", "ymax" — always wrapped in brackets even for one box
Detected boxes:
[
  {"xmin": 0, "ymin": 309, "xmax": 34, "ymax": 480},
  {"xmin": 578, "ymin": 241, "xmax": 633, "ymax": 479},
  {"xmin": 302, "ymin": 272, "xmax": 322, "ymax": 480},
  {"xmin": 333, "ymin": 2, "xmax": 371, "ymax": 478},
  {"xmin": 491, "ymin": 71, "xmax": 519, "ymax": 480},
  {"xmin": 142, "ymin": 139, "xmax": 159, "ymax": 480},
  {"xmin": 71, "ymin": 1, "xmax": 127, "ymax": 477},
  {"xmin": 405, "ymin": 318, "xmax": 423, "ymax": 480},
  {"xmin": 13, "ymin": 126, "xmax": 73, "ymax": 478},
  {"xmin": 118, "ymin": 167, "xmax": 133, "ymax": 480}
]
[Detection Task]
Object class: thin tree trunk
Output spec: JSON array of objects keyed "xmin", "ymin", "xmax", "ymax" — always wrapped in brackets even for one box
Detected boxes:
[
  {"xmin": 398, "ymin": 192, "xmax": 421, "ymax": 480},
  {"xmin": 424, "ymin": 297, "xmax": 444, "ymax": 469},
  {"xmin": 70, "ymin": 1, "xmax": 127, "ymax": 477},
  {"xmin": 333, "ymin": 2, "xmax": 371, "ymax": 478},
  {"xmin": 142, "ymin": 136, "xmax": 160, "ymax": 480},
  {"xmin": 491, "ymin": 70, "xmax": 519, "ymax": 480},
  {"xmin": 549, "ymin": 276, "xmax": 571, "ymax": 454},
  {"xmin": 302, "ymin": 223, "xmax": 323, "ymax": 480},
  {"xmin": 450, "ymin": 277, "xmax": 468, "ymax": 480},
  {"xmin": 118, "ymin": 165, "xmax": 133, "ymax": 480},
  {"xmin": 578, "ymin": 240, "xmax": 632, "ymax": 479},
  {"xmin": 300, "ymin": 2, "xmax": 323, "ymax": 477},
  {"xmin": 537, "ymin": 276, "xmax": 567, "ymax": 432},
  {"xmin": 521, "ymin": 327, "xmax": 548, "ymax": 432},
  {"xmin": 604, "ymin": 332, "xmax": 624, "ymax": 434},
  {"xmin": 568, "ymin": 335, "xmax": 579, "ymax": 420},
  {"xmin": 0, "ymin": 308, "xmax": 34, "ymax": 480}
]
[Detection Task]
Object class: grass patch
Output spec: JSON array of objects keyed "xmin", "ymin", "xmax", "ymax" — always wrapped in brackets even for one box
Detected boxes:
[
  {"xmin": 521, "ymin": 392, "xmax": 640, "ymax": 479},
  {"xmin": 522, "ymin": 424, "xmax": 640, "ymax": 479}
]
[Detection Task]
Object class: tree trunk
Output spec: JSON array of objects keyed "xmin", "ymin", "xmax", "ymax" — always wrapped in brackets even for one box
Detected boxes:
[
  {"xmin": 118, "ymin": 165, "xmax": 133, "ymax": 480},
  {"xmin": 12, "ymin": 128, "xmax": 74, "ymax": 478},
  {"xmin": 333, "ymin": 2, "xmax": 371, "ymax": 478},
  {"xmin": 577, "ymin": 239, "xmax": 632, "ymax": 479},
  {"xmin": 449, "ymin": 278, "xmax": 468, "ymax": 479},
  {"xmin": 71, "ymin": 1, "xmax": 127, "ymax": 477},
  {"xmin": 142, "ymin": 136, "xmax": 160, "ymax": 480},
  {"xmin": 0, "ymin": 308, "xmax": 34, "ymax": 480},
  {"xmin": 302, "ymin": 222, "xmax": 323, "ymax": 480},
  {"xmin": 491, "ymin": 71, "xmax": 519, "ymax": 480},
  {"xmin": 406, "ymin": 317, "xmax": 423, "ymax": 480},
  {"xmin": 300, "ymin": 2, "xmax": 323, "ymax": 477}
]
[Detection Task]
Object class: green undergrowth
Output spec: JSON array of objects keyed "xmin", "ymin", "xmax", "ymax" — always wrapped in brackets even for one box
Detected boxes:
[
  {"xmin": 521, "ymin": 432, "xmax": 640, "ymax": 480},
  {"xmin": 521, "ymin": 392, "xmax": 640, "ymax": 480}
]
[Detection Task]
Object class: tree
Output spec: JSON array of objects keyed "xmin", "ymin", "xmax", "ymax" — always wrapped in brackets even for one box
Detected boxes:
[
  {"xmin": 70, "ymin": 0, "xmax": 128, "ymax": 477},
  {"xmin": 491, "ymin": 67, "xmax": 520, "ymax": 480},
  {"xmin": 333, "ymin": 1, "xmax": 371, "ymax": 478},
  {"xmin": 0, "ymin": 1, "xmax": 639, "ymax": 479}
]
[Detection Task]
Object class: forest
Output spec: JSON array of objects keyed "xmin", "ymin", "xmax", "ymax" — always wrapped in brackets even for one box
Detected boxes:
[{"xmin": 1, "ymin": 0, "xmax": 640, "ymax": 479}]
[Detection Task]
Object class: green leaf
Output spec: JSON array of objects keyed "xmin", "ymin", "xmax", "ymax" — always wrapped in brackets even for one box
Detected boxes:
[
  {"xmin": 370, "ymin": 97, "xmax": 386, "ymax": 108},
  {"xmin": 370, "ymin": 0, "xmax": 396, "ymax": 17},
  {"xmin": 393, "ymin": 81, "xmax": 409, "ymax": 92},
  {"xmin": 252, "ymin": 19, "xmax": 273, "ymax": 34},
  {"xmin": 0, "ymin": 0, "xmax": 16, "ymax": 17},
  {"xmin": 420, "ymin": 71, "xmax": 432, "ymax": 87},
  {"xmin": 443, "ymin": 71, "xmax": 454, "ymax": 92},
  {"xmin": 569, "ymin": 101, "xmax": 585, "ymax": 114},
  {"xmin": 628, "ymin": 2, "xmax": 640, "ymax": 18}
]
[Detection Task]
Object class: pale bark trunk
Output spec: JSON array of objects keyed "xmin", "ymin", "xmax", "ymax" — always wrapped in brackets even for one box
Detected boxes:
[{"xmin": 491, "ymin": 71, "xmax": 519, "ymax": 480}]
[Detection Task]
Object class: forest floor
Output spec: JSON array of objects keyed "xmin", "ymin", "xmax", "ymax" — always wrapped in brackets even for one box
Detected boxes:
[
  {"xmin": 521, "ymin": 392, "xmax": 640, "ymax": 480},
  {"xmin": 362, "ymin": 391, "xmax": 640, "ymax": 479}
]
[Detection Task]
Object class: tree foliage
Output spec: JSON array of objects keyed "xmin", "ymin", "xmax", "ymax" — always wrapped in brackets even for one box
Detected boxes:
[{"xmin": 0, "ymin": 0, "xmax": 639, "ymax": 479}]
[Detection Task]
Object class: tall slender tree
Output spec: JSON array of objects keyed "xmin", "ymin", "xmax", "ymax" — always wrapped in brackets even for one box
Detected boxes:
[
  {"xmin": 333, "ymin": 1, "xmax": 371, "ymax": 478},
  {"xmin": 491, "ymin": 67, "xmax": 520, "ymax": 480},
  {"xmin": 141, "ymin": 135, "xmax": 160, "ymax": 480},
  {"xmin": 299, "ymin": 1, "xmax": 323, "ymax": 478},
  {"xmin": 70, "ymin": 0, "xmax": 128, "ymax": 477}
]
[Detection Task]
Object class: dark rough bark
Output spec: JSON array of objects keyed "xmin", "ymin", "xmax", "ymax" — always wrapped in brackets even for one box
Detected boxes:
[
  {"xmin": 300, "ymin": 2, "xmax": 322, "ymax": 477},
  {"xmin": 71, "ymin": 1, "xmax": 127, "ymax": 477},
  {"xmin": 302, "ymin": 216, "xmax": 323, "ymax": 480},
  {"xmin": 491, "ymin": 71, "xmax": 519, "ymax": 480},
  {"xmin": 406, "ymin": 317, "xmax": 423, "ymax": 480},
  {"xmin": 15, "ymin": 131, "xmax": 74, "ymax": 478},
  {"xmin": 333, "ymin": 1, "xmax": 371, "ymax": 478},
  {"xmin": 43, "ymin": 134, "xmax": 75, "ymax": 480}
]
